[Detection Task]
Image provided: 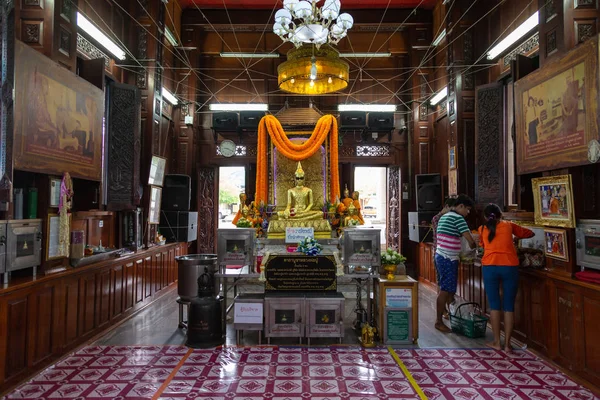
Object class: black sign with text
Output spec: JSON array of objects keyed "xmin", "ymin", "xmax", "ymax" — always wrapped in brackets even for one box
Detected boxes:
[{"xmin": 264, "ymin": 254, "xmax": 337, "ymax": 291}]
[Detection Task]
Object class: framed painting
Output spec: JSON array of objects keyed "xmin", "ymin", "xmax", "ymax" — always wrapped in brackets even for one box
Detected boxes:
[
  {"xmin": 148, "ymin": 186, "xmax": 162, "ymax": 224},
  {"xmin": 13, "ymin": 40, "xmax": 104, "ymax": 181},
  {"xmin": 544, "ymin": 228, "xmax": 569, "ymax": 261},
  {"xmin": 148, "ymin": 155, "xmax": 167, "ymax": 187},
  {"xmin": 532, "ymin": 175, "xmax": 576, "ymax": 228},
  {"xmin": 514, "ymin": 38, "xmax": 599, "ymax": 175},
  {"xmin": 448, "ymin": 146, "xmax": 456, "ymax": 170}
]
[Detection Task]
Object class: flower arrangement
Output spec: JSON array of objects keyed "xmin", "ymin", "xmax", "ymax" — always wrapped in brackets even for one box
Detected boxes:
[
  {"xmin": 347, "ymin": 218, "xmax": 360, "ymax": 226},
  {"xmin": 381, "ymin": 248, "xmax": 406, "ymax": 266},
  {"xmin": 236, "ymin": 219, "xmax": 253, "ymax": 228},
  {"xmin": 296, "ymin": 237, "xmax": 323, "ymax": 256}
]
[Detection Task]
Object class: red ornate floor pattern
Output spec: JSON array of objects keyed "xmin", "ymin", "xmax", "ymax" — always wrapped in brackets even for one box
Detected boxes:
[{"xmin": 3, "ymin": 345, "xmax": 598, "ymax": 399}]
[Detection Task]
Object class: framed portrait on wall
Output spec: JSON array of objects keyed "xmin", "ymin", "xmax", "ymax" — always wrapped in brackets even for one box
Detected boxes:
[
  {"xmin": 148, "ymin": 155, "xmax": 167, "ymax": 187},
  {"xmin": 531, "ymin": 175, "xmax": 576, "ymax": 228},
  {"xmin": 148, "ymin": 186, "xmax": 162, "ymax": 224},
  {"xmin": 448, "ymin": 146, "xmax": 456, "ymax": 170},
  {"xmin": 49, "ymin": 177, "xmax": 61, "ymax": 208},
  {"xmin": 543, "ymin": 228, "xmax": 569, "ymax": 261},
  {"xmin": 514, "ymin": 38, "xmax": 599, "ymax": 175}
]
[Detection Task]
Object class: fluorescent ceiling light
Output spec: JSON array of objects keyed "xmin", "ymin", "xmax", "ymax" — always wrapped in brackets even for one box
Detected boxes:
[
  {"xmin": 220, "ymin": 52, "xmax": 280, "ymax": 58},
  {"xmin": 77, "ymin": 12, "xmax": 126, "ymax": 60},
  {"xmin": 164, "ymin": 26, "xmax": 178, "ymax": 47},
  {"xmin": 162, "ymin": 87, "xmax": 178, "ymax": 105},
  {"xmin": 338, "ymin": 104, "xmax": 397, "ymax": 112},
  {"xmin": 209, "ymin": 103, "xmax": 268, "ymax": 111},
  {"xmin": 339, "ymin": 52, "xmax": 392, "ymax": 58},
  {"xmin": 430, "ymin": 87, "xmax": 448, "ymax": 105},
  {"xmin": 432, "ymin": 29, "xmax": 446, "ymax": 47},
  {"xmin": 487, "ymin": 11, "xmax": 538, "ymax": 59}
]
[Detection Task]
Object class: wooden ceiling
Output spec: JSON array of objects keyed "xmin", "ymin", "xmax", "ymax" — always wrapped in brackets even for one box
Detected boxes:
[{"xmin": 178, "ymin": 0, "xmax": 437, "ymax": 9}]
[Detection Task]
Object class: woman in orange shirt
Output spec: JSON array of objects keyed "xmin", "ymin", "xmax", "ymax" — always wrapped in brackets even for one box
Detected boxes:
[{"xmin": 478, "ymin": 204, "xmax": 534, "ymax": 353}]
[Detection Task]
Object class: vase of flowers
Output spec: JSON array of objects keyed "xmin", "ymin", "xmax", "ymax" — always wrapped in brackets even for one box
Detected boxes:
[
  {"xmin": 381, "ymin": 248, "xmax": 407, "ymax": 280},
  {"xmin": 296, "ymin": 237, "xmax": 323, "ymax": 256}
]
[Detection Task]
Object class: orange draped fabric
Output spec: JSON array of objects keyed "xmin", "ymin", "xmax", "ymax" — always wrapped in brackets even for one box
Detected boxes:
[{"xmin": 255, "ymin": 114, "xmax": 340, "ymax": 205}]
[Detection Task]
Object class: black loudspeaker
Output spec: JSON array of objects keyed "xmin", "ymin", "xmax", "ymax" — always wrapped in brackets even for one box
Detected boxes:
[
  {"xmin": 408, "ymin": 211, "xmax": 437, "ymax": 243},
  {"xmin": 416, "ymin": 173, "xmax": 442, "ymax": 211},
  {"xmin": 212, "ymin": 112, "xmax": 238, "ymax": 131},
  {"xmin": 160, "ymin": 211, "xmax": 198, "ymax": 243},
  {"xmin": 367, "ymin": 112, "xmax": 394, "ymax": 131},
  {"xmin": 239, "ymin": 111, "xmax": 265, "ymax": 129},
  {"xmin": 163, "ymin": 174, "xmax": 191, "ymax": 211},
  {"xmin": 339, "ymin": 111, "xmax": 367, "ymax": 129}
]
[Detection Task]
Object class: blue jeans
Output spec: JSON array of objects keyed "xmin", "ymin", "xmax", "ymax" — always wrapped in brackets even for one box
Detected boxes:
[
  {"xmin": 434, "ymin": 254, "xmax": 458, "ymax": 293},
  {"xmin": 483, "ymin": 266, "xmax": 519, "ymax": 312}
]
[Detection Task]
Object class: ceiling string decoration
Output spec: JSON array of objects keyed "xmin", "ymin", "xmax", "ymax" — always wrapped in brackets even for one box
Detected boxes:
[{"xmin": 274, "ymin": 0, "xmax": 352, "ymax": 95}]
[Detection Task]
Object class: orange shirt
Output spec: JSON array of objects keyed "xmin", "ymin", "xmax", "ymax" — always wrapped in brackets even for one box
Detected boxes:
[{"xmin": 478, "ymin": 221, "xmax": 534, "ymax": 266}]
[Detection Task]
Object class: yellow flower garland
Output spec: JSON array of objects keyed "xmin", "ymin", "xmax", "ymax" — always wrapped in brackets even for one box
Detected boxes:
[{"xmin": 255, "ymin": 114, "xmax": 340, "ymax": 205}]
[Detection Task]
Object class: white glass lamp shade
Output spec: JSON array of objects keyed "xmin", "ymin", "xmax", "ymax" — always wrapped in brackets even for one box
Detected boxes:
[
  {"xmin": 273, "ymin": 22, "xmax": 287, "ymax": 36},
  {"xmin": 283, "ymin": 0, "xmax": 299, "ymax": 11},
  {"xmin": 293, "ymin": 1, "xmax": 313, "ymax": 19},
  {"xmin": 322, "ymin": 0, "xmax": 341, "ymax": 20},
  {"xmin": 337, "ymin": 13, "xmax": 354, "ymax": 30},
  {"xmin": 331, "ymin": 23, "xmax": 346, "ymax": 39},
  {"xmin": 275, "ymin": 9, "xmax": 292, "ymax": 25}
]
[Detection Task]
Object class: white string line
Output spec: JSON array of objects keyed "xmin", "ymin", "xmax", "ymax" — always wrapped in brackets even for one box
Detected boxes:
[
  {"xmin": 124, "ymin": 63, "xmax": 499, "ymax": 71},
  {"xmin": 359, "ymin": 0, "xmax": 393, "ymax": 70}
]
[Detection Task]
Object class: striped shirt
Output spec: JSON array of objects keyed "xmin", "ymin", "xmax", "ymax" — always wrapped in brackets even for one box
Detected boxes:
[{"xmin": 435, "ymin": 211, "xmax": 470, "ymax": 260}]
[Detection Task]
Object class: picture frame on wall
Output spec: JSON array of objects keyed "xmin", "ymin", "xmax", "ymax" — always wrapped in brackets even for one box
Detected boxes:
[
  {"xmin": 46, "ymin": 213, "xmax": 70, "ymax": 260},
  {"xmin": 448, "ymin": 168, "xmax": 458, "ymax": 196},
  {"xmin": 148, "ymin": 186, "xmax": 162, "ymax": 224},
  {"xmin": 543, "ymin": 228, "xmax": 569, "ymax": 261},
  {"xmin": 49, "ymin": 177, "xmax": 61, "ymax": 208},
  {"xmin": 148, "ymin": 155, "xmax": 167, "ymax": 187},
  {"xmin": 514, "ymin": 38, "xmax": 599, "ymax": 174},
  {"xmin": 531, "ymin": 174, "xmax": 576, "ymax": 228},
  {"xmin": 448, "ymin": 146, "xmax": 456, "ymax": 170}
]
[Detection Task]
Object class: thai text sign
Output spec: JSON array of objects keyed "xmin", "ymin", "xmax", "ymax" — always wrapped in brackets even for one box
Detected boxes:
[
  {"xmin": 264, "ymin": 254, "xmax": 336, "ymax": 291},
  {"xmin": 285, "ymin": 227, "xmax": 314, "ymax": 243}
]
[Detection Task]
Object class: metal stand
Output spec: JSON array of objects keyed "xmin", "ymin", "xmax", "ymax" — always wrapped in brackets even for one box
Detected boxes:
[{"xmin": 176, "ymin": 297, "xmax": 191, "ymax": 329}]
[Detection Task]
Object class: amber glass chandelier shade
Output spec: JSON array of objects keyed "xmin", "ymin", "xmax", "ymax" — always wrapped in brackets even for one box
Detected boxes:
[{"xmin": 278, "ymin": 45, "xmax": 349, "ymax": 95}]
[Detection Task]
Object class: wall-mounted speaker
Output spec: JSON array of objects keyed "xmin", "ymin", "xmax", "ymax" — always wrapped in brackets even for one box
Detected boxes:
[
  {"xmin": 339, "ymin": 111, "xmax": 367, "ymax": 129},
  {"xmin": 163, "ymin": 174, "xmax": 191, "ymax": 211},
  {"xmin": 239, "ymin": 111, "xmax": 265, "ymax": 129},
  {"xmin": 160, "ymin": 211, "xmax": 198, "ymax": 243},
  {"xmin": 212, "ymin": 112, "xmax": 238, "ymax": 131},
  {"xmin": 415, "ymin": 173, "xmax": 441, "ymax": 211},
  {"xmin": 368, "ymin": 112, "xmax": 394, "ymax": 131}
]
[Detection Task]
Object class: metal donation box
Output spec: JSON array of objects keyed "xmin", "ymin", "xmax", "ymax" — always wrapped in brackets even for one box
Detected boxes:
[
  {"xmin": 217, "ymin": 228, "xmax": 255, "ymax": 270},
  {"xmin": 265, "ymin": 293, "xmax": 305, "ymax": 343},
  {"xmin": 305, "ymin": 292, "xmax": 345, "ymax": 344},
  {"xmin": 343, "ymin": 228, "xmax": 381, "ymax": 273}
]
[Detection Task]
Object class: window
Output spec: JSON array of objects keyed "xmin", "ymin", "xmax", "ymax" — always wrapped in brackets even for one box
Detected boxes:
[
  {"xmin": 218, "ymin": 166, "xmax": 246, "ymax": 228},
  {"xmin": 354, "ymin": 166, "xmax": 387, "ymax": 248}
]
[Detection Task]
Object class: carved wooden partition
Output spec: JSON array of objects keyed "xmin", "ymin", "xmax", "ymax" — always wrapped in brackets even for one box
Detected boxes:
[
  {"xmin": 386, "ymin": 166, "xmax": 402, "ymax": 252},
  {"xmin": 0, "ymin": 243, "xmax": 188, "ymax": 393},
  {"xmin": 0, "ymin": 1, "xmax": 15, "ymax": 214},
  {"xmin": 475, "ymin": 82, "xmax": 504, "ymax": 208},
  {"xmin": 197, "ymin": 167, "xmax": 216, "ymax": 253},
  {"xmin": 106, "ymin": 81, "xmax": 141, "ymax": 210}
]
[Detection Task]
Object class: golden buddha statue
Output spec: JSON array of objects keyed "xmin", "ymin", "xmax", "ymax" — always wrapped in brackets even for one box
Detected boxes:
[
  {"xmin": 277, "ymin": 161, "xmax": 323, "ymax": 221},
  {"xmin": 351, "ymin": 191, "xmax": 365, "ymax": 225},
  {"xmin": 337, "ymin": 184, "xmax": 353, "ymax": 214},
  {"xmin": 344, "ymin": 202, "xmax": 363, "ymax": 226},
  {"xmin": 232, "ymin": 192, "xmax": 247, "ymax": 226}
]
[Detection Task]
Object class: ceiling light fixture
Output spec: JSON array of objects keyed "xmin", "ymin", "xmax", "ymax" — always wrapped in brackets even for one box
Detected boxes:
[
  {"xmin": 430, "ymin": 87, "xmax": 448, "ymax": 106},
  {"xmin": 338, "ymin": 104, "xmax": 397, "ymax": 112},
  {"xmin": 209, "ymin": 104, "xmax": 269, "ymax": 111},
  {"xmin": 273, "ymin": 0, "xmax": 353, "ymax": 48},
  {"xmin": 431, "ymin": 29, "xmax": 446, "ymax": 46},
  {"xmin": 487, "ymin": 11, "xmax": 539, "ymax": 60},
  {"xmin": 76, "ymin": 12, "xmax": 126, "ymax": 60},
  {"xmin": 220, "ymin": 52, "xmax": 280, "ymax": 58},
  {"xmin": 162, "ymin": 87, "xmax": 178, "ymax": 105},
  {"xmin": 164, "ymin": 26, "xmax": 178, "ymax": 47},
  {"xmin": 339, "ymin": 52, "xmax": 392, "ymax": 58}
]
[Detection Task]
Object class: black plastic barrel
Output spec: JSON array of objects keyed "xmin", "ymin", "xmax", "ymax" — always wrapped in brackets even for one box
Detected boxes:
[{"xmin": 175, "ymin": 254, "xmax": 218, "ymax": 301}]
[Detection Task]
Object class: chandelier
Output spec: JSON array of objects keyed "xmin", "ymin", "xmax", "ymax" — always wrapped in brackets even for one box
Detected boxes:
[
  {"xmin": 278, "ymin": 45, "xmax": 349, "ymax": 95},
  {"xmin": 273, "ymin": 0, "xmax": 354, "ymax": 48}
]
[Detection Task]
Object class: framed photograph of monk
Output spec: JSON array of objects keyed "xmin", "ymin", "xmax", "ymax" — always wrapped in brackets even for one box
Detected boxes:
[
  {"xmin": 544, "ymin": 228, "xmax": 569, "ymax": 262},
  {"xmin": 13, "ymin": 40, "xmax": 103, "ymax": 181},
  {"xmin": 515, "ymin": 38, "xmax": 599, "ymax": 175},
  {"xmin": 532, "ymin": 175, "xmax": 576, "ymax": 228}
]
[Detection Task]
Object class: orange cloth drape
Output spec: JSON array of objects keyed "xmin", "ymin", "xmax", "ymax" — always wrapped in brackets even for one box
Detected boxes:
[{"xmin": 255, "ymin": 114, "xmax": 340, "ymax": 205}]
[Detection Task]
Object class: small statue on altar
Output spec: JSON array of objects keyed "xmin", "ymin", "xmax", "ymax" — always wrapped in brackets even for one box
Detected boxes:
[
  {"xmin": 351, "ymin": 191, "xmax": 365, "ymax": 225},
  {"xmin": 337, "ymin": 184, "xmax": 353, "ymax": 214},
  {"xmin": 232, "ymin": 192, "xmax": 247, "ymax": 226},
  {"xmin": 277, "ymin": 162, "xmax": 323, "ymax": 221},
  {"xmin": 344, "ymin": 202, "xmax": 363, "ymax": 226},
  {"xmin": 361, "ymin": 323, "xmax": 376, "ymax": 348},
  {"xmin": 236, "ymin": 205, "xmax": 256, "ymax": 228}
]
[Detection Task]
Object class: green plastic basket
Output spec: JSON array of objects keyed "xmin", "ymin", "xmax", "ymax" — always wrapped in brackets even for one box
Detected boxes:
[{"xmin": 449, "ymin": 302, "xmax": 489, "ymax": 338}]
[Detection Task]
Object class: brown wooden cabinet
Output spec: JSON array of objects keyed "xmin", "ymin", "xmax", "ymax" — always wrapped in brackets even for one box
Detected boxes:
[
  {"xmin": 418, "ymin": 242, "xmax": 436, "ymax": 286},
  {"xmin": 0, "ymin": 243, "xmax": 187, "ymax": 393}
]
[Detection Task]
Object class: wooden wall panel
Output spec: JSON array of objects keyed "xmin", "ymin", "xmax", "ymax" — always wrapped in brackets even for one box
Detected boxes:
[
  {"xmin": 581, "ymin": 289, "xmax": 600, "ymax": 385},
  {"xmin": 79, "ymin": 274, "xmax": 96, "ymax": 336},
  {"xmin": 5, "ymin": 297, "xmax": 28, "ymax": 380},
  {"xmin": 96, "ymin": 270, "xmax": 111, "ymax": 328},
  {"xmin": 111, "ymin": 264, "xmax": 124, "ymax": 320},
  {"xmin": 28, "ymin": 286, "xmax": 55, "ymax": 367},
  {"xmin": 144, "ymin": 256, "xmax": 153, "ymax": 299},
  {"xmin": 124, "ymin": 262, "xmax": 135, "ymax": 312},
  {"xmin": 135, "ymin": 259, "xmax": 144, "ymax": 304},
  {"xmin": 63, "ymin": 279, "xmax": 80, "ymax": 348}
]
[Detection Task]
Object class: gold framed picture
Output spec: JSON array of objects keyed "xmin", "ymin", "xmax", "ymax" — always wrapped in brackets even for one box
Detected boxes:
[
  {"xmin": 46, "ymin": 213, "xmax": 70, "ymax": 260},
  {"xmin": 544, "ymin": 228, "xmax": 569, "ymax": 261},
  {"xmin": 148, "ymin": 186, "xmax": 162, "ymax": 224},
  {"xmin": 532, "ymin": 174, "xmax": 576, "ymax": 228}
]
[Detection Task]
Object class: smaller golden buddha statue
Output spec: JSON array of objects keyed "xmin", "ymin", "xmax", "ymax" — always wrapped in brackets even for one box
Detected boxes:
[
  {"xmin": 344, "ymin": 202, "xmax": 363, "ymax": 226},
  {"xmin": 236, "ymin": 205, "xmax": 256, "ymax": 227},
  {"xmin": 351, "ymin": 191, "xmax": 365, "ymax": 225},
  {"xmin": 337, "ymin": 184, "xmax": 352, "ymax": 215},
  {"xmin": 232, "ymin": 192, "xmax": 247, "ymax": 226},
  {"xmin": 277, "ymin": 161, "xmax": 323, "ymax": 221}
]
